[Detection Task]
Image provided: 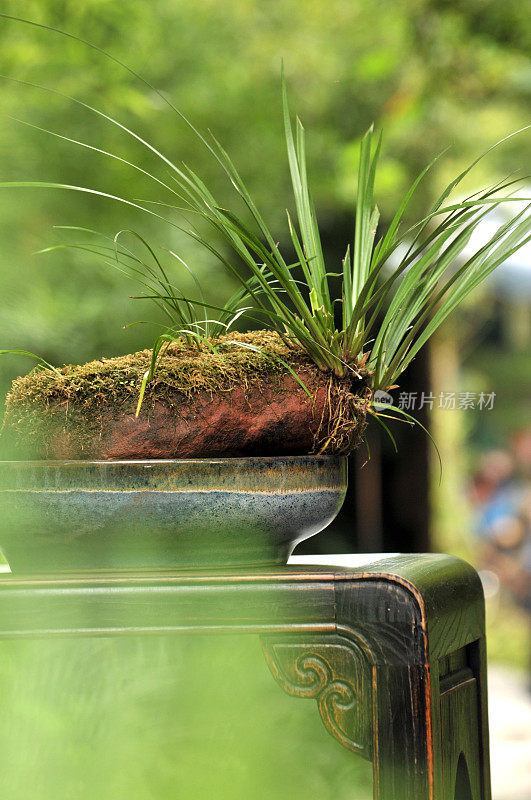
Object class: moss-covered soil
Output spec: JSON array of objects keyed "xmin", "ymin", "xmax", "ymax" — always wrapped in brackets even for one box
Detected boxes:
[
  {"xmin": 6, "ymin": 331, "xmax": 298, "ymax": 409},
  {"xmin": 2, "ymin": 331, "xmax": 373, "ymax": 458}
]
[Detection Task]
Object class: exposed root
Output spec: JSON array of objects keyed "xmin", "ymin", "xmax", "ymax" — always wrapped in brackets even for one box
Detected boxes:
[{"xmin": 313, "ymin": 376, "xmax": 372, "ymax": 455}]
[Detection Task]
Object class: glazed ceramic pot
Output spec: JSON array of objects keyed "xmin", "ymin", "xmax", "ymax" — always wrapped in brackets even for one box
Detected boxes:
[{"xmin": 0, "ymin": 457, "xmax": 347, "ymax": 573}]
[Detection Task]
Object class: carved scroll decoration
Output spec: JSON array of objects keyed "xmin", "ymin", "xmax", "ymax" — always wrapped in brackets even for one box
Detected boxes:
[{"xmin": 261, "ymin": 637, "xmax": 371, "ymax": 759}]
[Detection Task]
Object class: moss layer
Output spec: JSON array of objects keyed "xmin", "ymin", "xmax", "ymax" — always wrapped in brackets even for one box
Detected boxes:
[{"xmin": 6, "ymin": 331, "xmax": 297, "ymax": 409}]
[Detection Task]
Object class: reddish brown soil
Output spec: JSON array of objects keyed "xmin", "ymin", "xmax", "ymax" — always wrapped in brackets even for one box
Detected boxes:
[{"xmin": 41, "ymin": 370, "xmax": 367, "ymax": 459}]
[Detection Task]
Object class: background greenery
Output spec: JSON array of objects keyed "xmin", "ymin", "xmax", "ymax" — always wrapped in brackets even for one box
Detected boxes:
[{"xmin": 0, "ymin": 635, "xmax": 373, "ymax": 800}]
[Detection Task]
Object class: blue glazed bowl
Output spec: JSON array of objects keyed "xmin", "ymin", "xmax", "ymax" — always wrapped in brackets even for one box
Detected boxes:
[{"xmin": 0, "ymin": 457, "xmax": 347, "ymax": 572}]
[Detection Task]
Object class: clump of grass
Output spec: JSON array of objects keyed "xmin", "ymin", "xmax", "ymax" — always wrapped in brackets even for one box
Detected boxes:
[
  {"xmin": 35, "ymin": 226, "xmax": 261, "ymax": 413},
  {"xmin": 0, "ymin": 14, "xmax": 529, "ymax": 441}
]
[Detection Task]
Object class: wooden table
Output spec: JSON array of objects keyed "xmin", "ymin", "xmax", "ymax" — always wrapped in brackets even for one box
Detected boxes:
[{"xmin": 0, "ymin": 553, "xmax": 490, "ymax": 799}]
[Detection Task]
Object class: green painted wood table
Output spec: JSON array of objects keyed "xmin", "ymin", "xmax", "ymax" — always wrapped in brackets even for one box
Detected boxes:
[{"xmin": 0, "ymin": 553, "xmax": 490, "ymax": 800}]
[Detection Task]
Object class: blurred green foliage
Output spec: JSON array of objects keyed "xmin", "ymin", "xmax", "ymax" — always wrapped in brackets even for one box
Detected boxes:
[
  {"xmin": 0, "ymin": 635, "xmax": 373, "ymax": 799},
  {"xmin": 0, "ymin": 0, "xmax": 528, "ymax": 400}
]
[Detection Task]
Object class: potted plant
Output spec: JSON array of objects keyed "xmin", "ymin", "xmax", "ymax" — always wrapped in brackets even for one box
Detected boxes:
[{"xmin": 0, "ymin": 18, "xmax": 529, "ymax": 572}]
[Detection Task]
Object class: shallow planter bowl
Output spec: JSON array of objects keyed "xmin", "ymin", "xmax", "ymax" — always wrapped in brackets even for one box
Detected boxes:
[{"xmin": 0, "ymin": 457, "xmax": 347, "ymax": 573}]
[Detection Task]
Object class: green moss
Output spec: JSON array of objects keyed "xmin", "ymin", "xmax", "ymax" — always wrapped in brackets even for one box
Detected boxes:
[{"xmin": 5, "ymin": 331, "xmax": 303, "ymax": 412}]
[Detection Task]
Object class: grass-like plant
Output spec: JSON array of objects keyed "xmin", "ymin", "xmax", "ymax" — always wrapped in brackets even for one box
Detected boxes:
[
  {"xmin": 146, "ymin": 87, "xmax": 529, "ymax": 395},
  {"xmin": 1, "ymin": 14, "xmax": 530, "ymax": 428},
  {"xmin": 36, "ymin": 227, "xmax": 259, "ymax": 413}
]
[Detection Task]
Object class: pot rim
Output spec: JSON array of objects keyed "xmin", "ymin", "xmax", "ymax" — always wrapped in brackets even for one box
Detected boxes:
[
  {"xmin": 0, "ymin": 455, "xmax": 346, "ymax": 467},
  {"xmin": 0, "ymin": 455, "xmax": 348, "ymax": 493}
]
